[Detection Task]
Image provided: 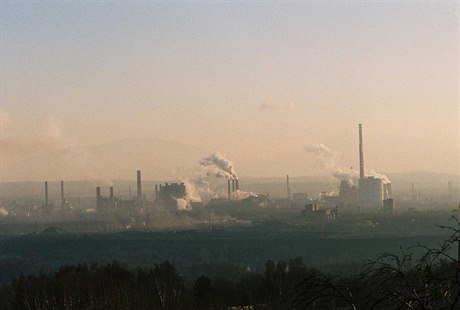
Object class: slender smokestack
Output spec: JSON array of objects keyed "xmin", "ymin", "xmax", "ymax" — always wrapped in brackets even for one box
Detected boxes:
[
  {"xmin": 45, "ymin": 181, "xmax": 48, "ymax": 208},
  {"xmin": 155, "ymin": 185, "xmax": 158, "ymax": 201},
  {"xmin": 109, "ymin": 186, "xmax": 114, "ymax": 201},
  {"xmin": 235, "ymin": 179, "xmax": 239, "ymax": 190},
  {"xmin": 60, "ymin": 181, "xmax": 65, "ymax": 207},
  {"xmin": 286, "ymin": 175, "xmax": 291, "ymax": 200},
  {"xmin": 228, "ymin": 179, "xmax": 231, "ymax": 200},
  {"xmin": 96, "ymin": 187, "xmax": 101, "ymax": 208},
  {"xmin": 359, "ymin": 124, "xmax": 365, "ymax": 181},
  {"xmin": 137, "ymin": 170, "xmax": 142, "ymax": 200},
  {"xmin": 232, "ymin": 179, "xmax": 235, "ymax": 192}
]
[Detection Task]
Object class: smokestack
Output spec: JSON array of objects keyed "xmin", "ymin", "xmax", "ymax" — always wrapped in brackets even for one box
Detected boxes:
[
  {"xmin": 286, "ymin": 175, "xmax": 291, "ymax": 200},
  {"xmin": 137, "ymin": 170, "xmax": 142, "ymax": 200},
  {"xmin": 359, "ymin": 124, "xmax": 365, "ymax": 181},
  {"xmin": 44, "ymin": 181, "xmax": 48, "ymax": 208},
  {"xmin": 60, "ymin": 180, "xmax": 65, "ymax": 207},
  {"xmin": 96, "ymin": 187, "xmax": 101, "ymax": 208},
  {"xmin": 155, "ymin": 185, "xmax": 158, "ymax": 201},
  {"xmin": 109, "ymin": 186, "xmax": 114, "ymax": 201},
  {"xmin": 232, "ymin": 179, "xmax": 235, "ymax": 192},
  {"xmin": 228, "ymin": 179, "xmax": 231, "ymax": 200},
  {"xmin": 235, "ymin": 179, "xmax": 239, "ymax": 190}
]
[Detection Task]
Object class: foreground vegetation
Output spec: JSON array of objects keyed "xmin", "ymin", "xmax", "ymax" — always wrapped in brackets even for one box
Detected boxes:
[
  {"xmin": 1, "ymin": 249, "xmax": 460, "ymax": 309},
  {"xmin": 2, "ymin": 216, "xmax": 460, "ymax": 309}
]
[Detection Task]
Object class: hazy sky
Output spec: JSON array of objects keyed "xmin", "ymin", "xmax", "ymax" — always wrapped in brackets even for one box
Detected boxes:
[{"xmin": 0, "ymin": 1, "xmax": 458, "ymax": 181}]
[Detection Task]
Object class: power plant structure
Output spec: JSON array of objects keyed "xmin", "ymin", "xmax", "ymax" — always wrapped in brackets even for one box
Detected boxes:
[
  {"xmin": 158, "ymin": 182, "xmax": 186, "ymax": 208},
  {"xmin": 338, "ymin": 124, "xmax": 394, "ymax": 215},
  {"xmin": 227, "ymin": 179, "xmax": 240, "ymax": 201}
]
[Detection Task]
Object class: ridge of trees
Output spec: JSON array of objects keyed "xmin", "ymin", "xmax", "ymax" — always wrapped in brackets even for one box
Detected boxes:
[{"xmin": 2, "ymin": 214, "xmax": 460, "ymax": 309}]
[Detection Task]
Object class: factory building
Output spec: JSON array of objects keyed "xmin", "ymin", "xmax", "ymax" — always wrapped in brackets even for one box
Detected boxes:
[
  {"xmin": 301, "ymin": 203, "xmax": 338, "ymax": 221},
  {"xmin": 158, "ymin": 182, "xmax": 186, "ymax": 208},
  {"xmin": 358, "ymin": 177, "xmax": 384, "ymax": 209},
  {"xmin": 96, "ymin": 186, "xmax": 116, "ymax": 212},
  {"xmin": 383, "ymin": 198, "xmax": 394, "ymax": 219},
  {"xmin": 338, "ymin": 180, "xmax": 358, "ymax": 209}
]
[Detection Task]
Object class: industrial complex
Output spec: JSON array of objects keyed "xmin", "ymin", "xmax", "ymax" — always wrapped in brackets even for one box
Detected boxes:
[{"xmin": 2, "ymin": 123, "xmax": 458, "ymax": 234}]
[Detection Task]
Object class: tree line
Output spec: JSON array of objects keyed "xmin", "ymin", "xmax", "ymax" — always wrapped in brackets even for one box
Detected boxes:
[{"xmin": 2, "ymin": 217, "xmax": 460, "ymax": 309}]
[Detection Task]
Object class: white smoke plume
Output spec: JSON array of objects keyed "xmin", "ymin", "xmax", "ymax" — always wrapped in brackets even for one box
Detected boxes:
[
  {"xmin": 199, "ymin": 152, "xmax": 238, "ymax": 180},
  {"xmin": 231, "ymin": 189, "xmax": 258, "ymax": 200},
  {"xmin": 320, "ymin": 188, "xmax": 339, "ymax": 198},
  {"xmin": 0, "ymin": 207, "xmax": 8, "ymax": 217},
  {"xmin": 367, "ymin": 170, "xmax": 391, "ymax": 184},
  {"xmin": 306, "ymin": 143, "xmax": 390, "ymax": 186},
  {"xmin": 181, "ymin": 176, "xmax": 218, "ymax": 203},
  {"xmin": 175, "ymin": 198, "xmax": 192, "ymax": 211},
  {"xmin": 332, "ymin": 168, "xmax": 360, "ymax": 185},
  {"xmin": 305, "ymin": 144, "xmax": 337, "ymax": 170}
]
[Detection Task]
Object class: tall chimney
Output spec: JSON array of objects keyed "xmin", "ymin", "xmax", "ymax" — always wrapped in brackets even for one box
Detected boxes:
[
  {"xmin": 359, "ymin": 124, "xmax": 365, "ymax": 181},
  {"xmin": 44, "ymin": 181, "xmax": 49, "ymax": 208},
  {"xmin": 109, "ymin": 186, "xmax": 114, "ymax": 201},
  {"xmin": 235, "ymin": 179, "xmax": 239, "ymax": 191},
  {"xmin": 155, "ymin": 184, "xmax": 158, "ymax": 201},
  {"xmin": 228, "ymin": 179, "xmax": 231, "ymax": 200},
  {"xmin": 137, "ymin": 170, "xmax": 142, "ymax": 200},
  {"xmin": 286, "ymin": 175, "xmax": 291, "ymax": 200},
  {"xmin": 60, "ymin": 181, "xmax": 65, "ymax": 207},
  {"xmin": 96, "ymin": 187, "xmax": 101, "ymax": 208},
  {"xmin": 232, "ymin": 179, "xmax": 235, "ymax": 192}
]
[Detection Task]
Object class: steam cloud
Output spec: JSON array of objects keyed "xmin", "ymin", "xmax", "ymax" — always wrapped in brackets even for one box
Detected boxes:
[
  {"xmin": 305, "ymin": 144, "xmax": 337, "ymax": 170},
  {"xmin": 367, "ymin": 170, "xmax": 391, "ymax": 184},
  {"xmin": 306, "ymin": 143, "xmax": 390, "ymax": 186},
  {"xmin": 181, "ymin": 176, "xmax": 218, "ymax": 203},
  {"xmin": 199, "ymin": 152, "xmax": 238, "ymax": 180},
  {"xmin": 231, "ymin": 189, "xmax": 258, "ymax": 200},
  {"xmin": 0, "ymin": 207, "xmax": 8, "ymax": 217},
  {"xmin": 175, "ymin": 198, "xmax": 191, "ymax": 211}
]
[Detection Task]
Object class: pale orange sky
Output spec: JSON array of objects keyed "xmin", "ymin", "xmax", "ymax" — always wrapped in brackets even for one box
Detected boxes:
[{"xmin": 0, "ymin": 1, "xmax": 458, "ymax": 181}]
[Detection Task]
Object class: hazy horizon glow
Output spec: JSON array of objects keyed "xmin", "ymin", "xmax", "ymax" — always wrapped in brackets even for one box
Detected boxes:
[{"xmin": 1, "ymin": 1, "xmax": 458, "ymax": 181}]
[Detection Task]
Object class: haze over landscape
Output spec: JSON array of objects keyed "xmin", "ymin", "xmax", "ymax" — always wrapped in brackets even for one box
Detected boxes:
[
  {"xmin": 1, "ymin": 2, "xmax": 460, "ymax": 309},
  {"xmin": 1, "ymin": 1, "xmax": 458, "ymax": 182}
]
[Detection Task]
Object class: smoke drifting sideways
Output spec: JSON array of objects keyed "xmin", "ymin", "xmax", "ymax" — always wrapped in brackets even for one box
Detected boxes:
[
  {"xmin": 174, "ymin": 152, "xmax": 259, "ymax": 210},
  {"xmin": 200, "ymin": 152, "xmax": 260, "ymax": 199},
  {"xmin": 199, "ymin": 152, "xmax": 238, "ymax": 180},
  {"xmin": 172, "ymin": 176, "xmax": 218, "ymax": 210},
  {"xmin": 305, "ymin": 143, "xmax": 391, "ymax": 185},
  {"xmin": 231, "ymin": 190, "xmax": 258, "ymax": 200}
]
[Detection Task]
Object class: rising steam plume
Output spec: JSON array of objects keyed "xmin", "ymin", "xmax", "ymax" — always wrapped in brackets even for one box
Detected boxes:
[
  {"xmin": 306, "ymin": 143, "xmax": 390, "ymax": 185},
  {"xmin": 199, "ymin": 152, "xmax": 238, "ymax": 180}
]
